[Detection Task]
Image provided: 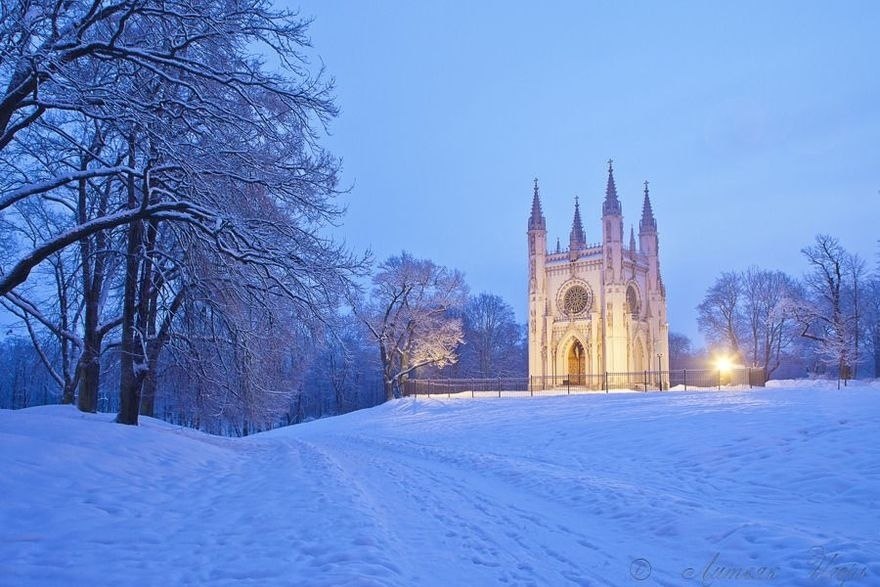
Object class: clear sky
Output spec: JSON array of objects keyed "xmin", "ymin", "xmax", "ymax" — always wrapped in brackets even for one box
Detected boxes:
[{"xmin": 290, "ymin": 1, "xmax": 879, "ymax": 344}]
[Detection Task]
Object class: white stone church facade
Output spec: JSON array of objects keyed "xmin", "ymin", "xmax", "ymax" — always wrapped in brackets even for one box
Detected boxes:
[{"xmin": 527, "ymin": 161, "xmax": 669, "ymax": 385}]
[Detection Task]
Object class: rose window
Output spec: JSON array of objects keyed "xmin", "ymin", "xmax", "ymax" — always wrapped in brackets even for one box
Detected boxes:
[{"xmin": 563, "ymin": 285, "xmax": 590, "ymax": 316}]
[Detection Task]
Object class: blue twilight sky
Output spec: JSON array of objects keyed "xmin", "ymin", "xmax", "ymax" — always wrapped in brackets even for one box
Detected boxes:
[{"xmin": 289, "ymin": 1, "xmax": 879, "ymax": 344}]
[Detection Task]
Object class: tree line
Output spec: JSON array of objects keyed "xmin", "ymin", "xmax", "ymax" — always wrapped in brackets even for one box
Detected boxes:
[
  {"xmin": 0, "ymin": 246, "xmax": 525, "ymax": 431},
  {"xmin": 680, "ymin": 234, "xmax": 880, "ymax": 382},
  {"xmin": 0, "ymin": 2, "xmax": 527, "ymax": 433}
]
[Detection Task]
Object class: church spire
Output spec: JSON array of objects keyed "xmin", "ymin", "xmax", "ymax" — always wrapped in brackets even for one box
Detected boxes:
[
  {"xmin": 602, "ymin": 158, "xmax": 622, "ymax": 216},
  {"xmin": 629, "ymin": 225, "xmax": 636, "ymax": 255},
  {"xmin": 528, "ymin": 177, "xmax": 546, "ymax": 231},
  {"xmin": 569, "ymin": 195, "xmax": 586, "ymax": 250},
  {"xmin": 639, "ymin": 180, "xmax": 657, "ymax": 234}
]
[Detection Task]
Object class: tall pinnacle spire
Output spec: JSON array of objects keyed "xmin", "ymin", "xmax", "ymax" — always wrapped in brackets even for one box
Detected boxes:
[
  {"xmin": 569, "ymin": 195, "xmax": 586, "ymax": 250},
  {"xmin": 528, "ymin": 177, "xmax": 546, "ymax": 231},
  {"xmin": 639, "ymin": 179, "xmax": 657, "ymax": 233},
  {"xmin": 602, "ymin": 158, "xmax": 622, "ymax": 216},
  {"xmin": 629, "ymin": 225, "xmax": 636, "ymax": 254}
]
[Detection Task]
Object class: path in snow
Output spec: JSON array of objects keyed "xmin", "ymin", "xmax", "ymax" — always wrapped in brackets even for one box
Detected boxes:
[{"xmin": 1, "ymin": 384, "xmax": 879, "ymax": 585}]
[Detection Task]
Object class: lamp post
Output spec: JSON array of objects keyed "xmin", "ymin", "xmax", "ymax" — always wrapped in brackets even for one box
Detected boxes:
[
  {"xmin": 657, "ymin": 353, "xmax": 663, "ymax": 391},
  {"xmin": 715, "ymin": 356, "xmax": 732, "ymax": 390}
]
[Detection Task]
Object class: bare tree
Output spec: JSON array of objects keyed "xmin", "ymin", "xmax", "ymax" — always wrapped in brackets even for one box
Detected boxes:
[
  {"xmin": 356, "ymin": 253, "xmax": 467, "ymax": 400},
  {"xmin": 697, "ymin": 272, "xmax": 743, "ymax": 360},
  {"xmin": 698, "ymin": 267, "xmax": 800, "ymax": 377},
  {"xmin": 301, "ymin": 312, "xmax": 382, "ymax": 417},
  {"xmin": 0, "ymin": 337, "xmax": 58, "ymax": 408},
  {"xmin": 668, "ymin": 332, "xmax": 694, "ymax": 370},
  {"xmin": 0, "ymin": 198, "xmax": 83, "ymax": 403},
  {"xmin": 741, "ymin": 267, "xmax": 798, "ymax": 378},
  {"xmin": 790, "ymin": 235, "xmax": 864, "ymax": 384},
  {"xmin": 458, "ymin": 293, "xmax": 523, "ymax": 378},
  {"xmin": 157, "ymin": 277, "xmax": 313, "ymax": 435}
]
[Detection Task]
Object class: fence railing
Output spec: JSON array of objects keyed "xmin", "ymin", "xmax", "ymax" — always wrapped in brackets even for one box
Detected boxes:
[{"xmin": 402, "ymin": 368, "xmax": 766, "ymax": 398}]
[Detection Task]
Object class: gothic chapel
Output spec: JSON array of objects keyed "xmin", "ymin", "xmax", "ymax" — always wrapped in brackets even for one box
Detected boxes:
[{"xmin": 527, "ymin": 161, "xmax": 670, "ymax": 385}]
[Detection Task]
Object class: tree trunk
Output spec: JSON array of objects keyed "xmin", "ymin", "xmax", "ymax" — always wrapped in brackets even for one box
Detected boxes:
[
  {"xmin": 78, "ymin": 342, "xmax": 101, "ymax": 412},
  {"xmin": 77, "ymin": 288, "xmax": 103, "ymax": 412},
  {"xmin": 62, "ymin": 381, "xmax": 76, "ymax": 405},
  {"xmin": 76, "ymin": 138, "xmax": 110, "ymax": 413},
  {"xmin": 139, "ymin": 352, "xmax": 159, "ymax": 417},
  {"xmin": 139, "ymin": 265, "xmax": 183, "ymax": 418},
  {"xmin": 379, "ymin": 344, "xmax": 396, "ymax": 401},
  {"xmin": 117, "ymin": 226, "xmax": 143, "ymax": 425},
  {"xmin": 117, "ymin": 140, "xmax": 143, "ymax": 426},
  {"xmin": 384, "ymin": 378, "xmax": 395, "ymax": 401},
  {"xmin": 117, "ymin": 260, "xmax": 142, "ymax": 424}
]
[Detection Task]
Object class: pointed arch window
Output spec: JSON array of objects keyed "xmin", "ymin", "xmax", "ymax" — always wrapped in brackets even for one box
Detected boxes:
[{"xmin": 626, "ymin": 285, "xmax": 640, "ymax": 317}]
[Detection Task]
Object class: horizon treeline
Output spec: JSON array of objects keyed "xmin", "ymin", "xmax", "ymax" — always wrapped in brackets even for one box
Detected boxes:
[{"xmin": 676, "ymin": 234, "xmax": 880, "ymax": 382}]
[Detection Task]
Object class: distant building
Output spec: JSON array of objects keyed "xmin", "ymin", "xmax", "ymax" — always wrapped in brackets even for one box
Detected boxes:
[{"xmin": 527, "ymin": 161, "xmax": 669, "ymax": 384}]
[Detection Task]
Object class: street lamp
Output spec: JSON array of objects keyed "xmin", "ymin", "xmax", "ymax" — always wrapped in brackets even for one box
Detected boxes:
[{"xmin": 715, "ymin": 355, "xmax": 733, "ymax": 389}]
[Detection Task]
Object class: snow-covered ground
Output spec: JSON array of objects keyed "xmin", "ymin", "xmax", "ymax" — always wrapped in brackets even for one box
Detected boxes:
[{"xmin": 1, "ymin": 383, "xmax": 878, "ymax": 586}]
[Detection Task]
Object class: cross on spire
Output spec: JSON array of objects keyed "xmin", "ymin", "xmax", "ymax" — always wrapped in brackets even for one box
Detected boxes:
[
  {"xmin": 528, "ymin": 177, "xmax": 546, "ymax": 231},
  {"xmin": 570, "ymin": 195, "xmax": 586, "ymax": 250},
  {"xmin": 602, "ymin": 158, "xmax": 621, "ymax": 216},
  {"xmin": 640, "ymin": 179, "xmax": 657, "ymax": 233}
]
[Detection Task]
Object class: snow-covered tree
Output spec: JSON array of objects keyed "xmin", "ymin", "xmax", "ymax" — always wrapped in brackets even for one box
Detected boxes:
[
  {"xmin": 789, "ymin": 235, "xmax": 865, "ymax": 383},
  {"xmin": 356, "ymin": 253, "xmax": 467, "ymax": 401},
  {"xmin": 1, "ymin": 1, "xmax": 363, "ymax": 425}
]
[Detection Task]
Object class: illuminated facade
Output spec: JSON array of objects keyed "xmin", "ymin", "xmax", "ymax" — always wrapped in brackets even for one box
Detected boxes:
[{"xmin": 527, "ymin": 161, "xmax": 669, "ymax": 384}]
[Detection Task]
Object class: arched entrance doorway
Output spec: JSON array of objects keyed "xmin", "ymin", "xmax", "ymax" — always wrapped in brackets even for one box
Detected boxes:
[
  {"xmin": 567, "ymin": 340, "xmax": 586, "ymax": 385},
  {"xmin": 632, "ymin": 338, "xmax": 645, "ymax": 373}
]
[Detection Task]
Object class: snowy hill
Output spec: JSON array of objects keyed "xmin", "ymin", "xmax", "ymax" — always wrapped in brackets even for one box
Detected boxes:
[{"xmin": 2, "ymin": 385, "xmax": 879, "ymax": 586}]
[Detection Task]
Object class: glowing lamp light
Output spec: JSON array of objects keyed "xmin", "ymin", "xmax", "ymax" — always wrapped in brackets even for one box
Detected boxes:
[{"xmin": 715, "ymin": 356, "xmax": 733, "ymax": 373}]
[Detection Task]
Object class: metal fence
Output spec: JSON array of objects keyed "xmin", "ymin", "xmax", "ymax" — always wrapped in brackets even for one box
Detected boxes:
[{"xmin": 402, "ymin": 368, "xmax": 766, "ymax": 398}]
